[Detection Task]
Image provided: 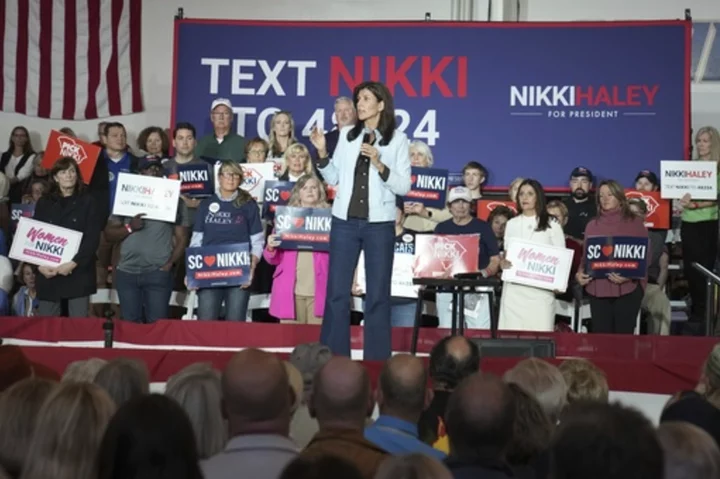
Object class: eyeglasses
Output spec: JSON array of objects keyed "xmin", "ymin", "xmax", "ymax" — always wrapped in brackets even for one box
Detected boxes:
[
  {"xmin": 248, "ymin": 149, "xmax": 266, "ymax": 156},
  {"xmin": 220, "ymin": 172, "xmax": 241, "ymax": 179}
]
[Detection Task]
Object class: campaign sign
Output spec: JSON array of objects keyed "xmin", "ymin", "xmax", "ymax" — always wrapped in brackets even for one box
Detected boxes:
[
  {"xmin": 274, "ymin": 206, "xmax": 332, "ymax": 251},
  {"xmin": 476, "ymin": 200, "xmax": 517, "ymax": 221},
  {"xmin": 42, "ymin": 130, "xmax": 101, "ymax": 184},
  {"xmin": 502, "ymin": 240, "xmax": 575, "ymax": 292},
  {"xmin": 239, "ymin": 162, "xmax": 276, "ymax": 202},
  {"xmin": 585, "ymin": 236, "xmax": 649, "ymax": 279},
  {"xmin": 185, "ymin": 243, "xmax": 251, "ymax": 288},
  {"xmin": 10, "ymin": 217, "xmax": 83, "ymax": 267},
  {"xmin": 10, "ymin": 204, "xmax": 35, "ymax": 232},
  {"xmin": 660, "ymin": 161, "xmax": 717, "ymax": 200},
  {"xmin": 356, "ymin": 232, "xmax": 418, "ymax": 298},
  {"xmin": 403, "ymin": 167, "xmax": 449, "ymax": 208},
  {"xmin": 112, "ymin": 173, "xmax": 181, "ymax": 223},
  {"xmin": 624, "ymin": 190, "xmax": 671, "ymax": 229},
  {"xmin": 262, "ymin": 181, "xmax": 295, "ymax": 220},
  {"xmin": 413, "ymin": 234, "xmax": 480, "ymax": 278},
  {"xmin": 173, "ymin": 164, "xmax": 214, "ymax": 197}
]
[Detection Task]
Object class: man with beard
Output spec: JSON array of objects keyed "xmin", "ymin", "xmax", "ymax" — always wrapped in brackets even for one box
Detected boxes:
[{"xmin": 563, "ymin": 167, "xmax": 596, "ymax": 243}]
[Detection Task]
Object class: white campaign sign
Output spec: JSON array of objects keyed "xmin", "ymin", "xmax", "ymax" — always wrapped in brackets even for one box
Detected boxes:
[
  {"xmin": 356, "ymin": 250, "xmax": 419, "ymax": 299},
  {"xmin": 502, "ymin": 239, "xmax": 574, "ymax": 292},
  {"xmin": 214, "ymin": 161, "xmax": 276, "ymax": 203},
  {"xmin": 660, "ymin": 160, "xmax": 717, "ymax": 200},
  {"xmin": 10, "ymin": 217, "xmax": 83, "ymax": 267},
  {"xmin": 112, "ymin": 173, "xmax": 181, "ymax": 222}
]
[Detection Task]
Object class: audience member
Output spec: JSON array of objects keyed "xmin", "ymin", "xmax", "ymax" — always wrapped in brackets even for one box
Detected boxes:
[
  {"xmin": 418, "ymin": 336, "xmax": 481, "ymax": 453},
  {"xmin": 11, "ymin": 263, "xmax": 37, "ymax": 317},
  {"xmin": 375, "ymin": 454, "xmax": 453, "ymax": 479},
  {"xmin": 558, "ymin": 358, "xmax": 609, "ymax": 404},
  {"xmin": 657, "ymin": 422, "xmax": 720, "ymax": 479},
  {"xmin": 365, "ymin": 354, "xmax": 445, "ymax": 459},
  {"xmin": 505, "ymin": 383, "xmax": 553, "ymax": 479},
  {"xmin": 660, "ymin": 393, "xmax": 720, "ymax": 446},
  {"xmin": 303, "ymin": 357, "xmax": 387, "ymax": 479},
  {"xmin": 0, "ymin": 345, "xmax": 59, "ymax": 392},
  {"xmin": 62, "ymin": 358, "xmax": 108, "ymax": 383},
  {"xmin": 550, "ymin": 401, "xmax": 663, "ymax": 479},
  {"xmin": 563, "ymin": 166, "xmax": 596, "ymax": 242},
  {"xmin": 137, "ymin": 126, "xmax": 170, "ymax": 158},
  {"xmin": 279, "ymin": 455, "xmax": 363, "ymax": 479},
  {"xmin": 0, "ymin": 378, "xmax": 57, "ymax": 479},
  {"xmin": 165, "ymin": 363, "xmax": 227, "ymax": 459},
  {"xmin": 444, "ymin": 373, "xmax": 516, "ymax": 479},
  {"xmin": 195, "ymin": 98, "xmax": 246, "ymax": 162},
  {"xmin": 284, "ymin": 362, "xmax": 304, "ymax": 417},
  {"xmin": 97, "ymin": 394, "xmax": 202, "ymax": 479},
  {"xmin": 202, "ymin": 349, "xmax": 297, "ymax": 479},
  {"xmin": 1, "ymin": 126, "xmax": 36, "ymax": 204},
  {"xmin": 698, "ymin": 343, "xmax": 720, "ymax": 409},
  {"xmin": 289, "ymin": 343, "xmax": 332, "ymax": 448},
  {"xmin": 93, "ymin": 358, "xmax": 150, "ymax": 407},
  {"xmin": 503, "ymin": 358, "xmax": 567, "ymax": 424},
  {"xmin": 324, "ymin": 96, "xmax": 357, "ymax": 157}
]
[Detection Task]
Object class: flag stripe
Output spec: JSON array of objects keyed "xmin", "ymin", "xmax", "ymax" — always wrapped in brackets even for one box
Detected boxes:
[
  {"xmin": 74, "ymin": 0, "xmax": 89, "ymax": 120},
  {"xmin": 2, "ymin": 1, "xmax": 15, "ymax": 113},
  {"xmin": 117, "ymin": 0, "xmax": 132, "ymax": 115},
  {"xmin": 107, "ymin": 0, "xmax": 124, "ymax": 116},
  {"xmin": 84, "ymin": 0, "xmax": 101, "ymax": 119},
  {"xmin": 26, "ymin": 1, "xmax": 42, "ymax": 116},
  {"xmin": 129, "ymin": 0, "xmax": 142, "ymax": 113},
  {"xmin": 62, "ymin": 0, "xmax": 76, "ymax": 120},
  {"xmin": 94, "ymin": 0, "xmax": 113, "ymax": 118},
  {"xmin": 48, "ymin": 0, "xmax": 65, "ymax": 119},
  {"xmin": 37, "ymin": 0, "xmax": 54, "ymax": 119},
  {"xmin": 14, "ymin": 0, "xmax": 29, "ymax": 114},
  {"xmin": 0, "ymin": 1, "xmax": 6, "ymax": 111}
]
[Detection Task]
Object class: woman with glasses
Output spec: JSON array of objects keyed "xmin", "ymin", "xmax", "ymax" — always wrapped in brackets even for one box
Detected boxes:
[{"xmin": 188, "ymin": 161, "xmax": 263, "ymax": 321}]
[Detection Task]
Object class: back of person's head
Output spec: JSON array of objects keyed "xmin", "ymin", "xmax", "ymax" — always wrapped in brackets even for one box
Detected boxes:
[
  {"xmin": 93, "ymin": 358, "xmax": 149, "ymax": 407},
  {"xmin": 428, "ymin": 336, "xmax": 481, "ymax": 390},
  {"xmin": 445, "ymin": 373, "xmax": 515, "ymax": 461},
  {"xmin": 290, "ymin": 343, "xmax": 332, "ymax": 403},
  {"xmin": 378, "ymin": 354, "xmax": 428, "ymax": 421},
  {"xmin": 165, "ymin": 363, "xmax": 226, "ymax": 459},
  {"xmin": 558, "ymin": 358, "xmax": 609, "ymax": 404},
  {"xmin": 97, "ymin": 394, "xmax": 203, "ymax": 479},
  {"xmin": 62, "ymin": 358, "xmax": 107, "ymax": 383},
  {"xmin": 310, "ymin": 357, "xmax": 371, "ymax": 426},
  {"xmin": 505, "ymin": 382, "xmax": 553, "ymax": 467},
  {"xmin": 658, "ymin": 422, "xmax": 720, "ymax": 479},
  {"xmin": 701, "ymin": 344, "xmax": 720, "ymax": 408},
  {"xmin": 375, "ymin": 454, "xmax": 453, "ymax": 479},
  {"xmin": 279, "ymin": 455, "xmax": 363, "ymax": 479},
  {"xmin": 0, "ymin": 346, "xmax": 59, "ymax": 393},
  {"xmin": 551, "ymin": 401, "xmax": 663, "ymax": 479},
  {"xmin": 0, "ymin": 378, "xmax": 57, "ymax": 478},
  {"xmin": 20, "ymin": 382, "xmax": 115, "ymax": 479},
  {"xmin": 660, "ymin": 394, "xmax": 720, "ymax": 446},
  {"xmin": 284, "ymin": 361, "xmax": 304, "ymax": 416},
  {"xmin": 503, "ymin": 358, "xmax": 567, "ymax": 423}
]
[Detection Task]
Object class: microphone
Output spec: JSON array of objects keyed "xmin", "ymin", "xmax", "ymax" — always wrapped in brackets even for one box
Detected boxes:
[
  {"xmin": 360, "ymin": 133, "xmax": 373, "ymax": 163},
  {"xmin": 102, "ymin": 307, "xmax": 114, "ymax": 349}
]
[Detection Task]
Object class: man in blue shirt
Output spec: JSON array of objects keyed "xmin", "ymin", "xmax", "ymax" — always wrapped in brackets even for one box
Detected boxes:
[{"xmin": 365, "ymin": 354, "xmax": 446, "ymax": 460}]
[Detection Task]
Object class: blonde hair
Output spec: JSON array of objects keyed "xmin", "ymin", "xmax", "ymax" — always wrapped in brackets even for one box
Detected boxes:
[
  {"xmin": 62, "ymin": 358, "xmax": 108, "ymax": 383},
  {"xmin": 509, "ymin": 177, "xmax": 524, "ymax": 203},
  {"xmin": 558, "ymin": 358, "xmax": 609, "ymax": 404},
  {"xmin": 287, "ymin": 175, "xmax": 329, "ymax": 208},
  {"xmin": 20, "ymin": 382, "xmax": 115, "ymax": 479},
  {"xmin": 165, "ymin": 363, "xmax": 226, "ymax": 460},
  {"xmin": 701, "ymin": 344, "xmax": 720, "ymax": 408},
  {"xmin": 284, "ymin": 362, "xmax": 303, "ymax": 416},
  {"xmin": 268, "ymin": 111, "xmax": 297, "ymax": 158},
  {"xmin": 658, "ymin": 422, "xmax": 720, "ymax": 479},
  {"xmin": 695, "ymin": 126, "xmax": 720, "ymax": 162},
  {"xmin": 282, "ymin": 143, "xmax": 313, "ymax": 177},
  {"xmin": 409, "ymin": 140, "xmax": 434, "ymax": 167},
  {"xmin": 217, "ymin": 160, "xmax": 254, "ymax": 207},
  {"xmin": 503, "ymin": 358, "xmax": 568, "ymax": 423},
  {"xmin": 546, "ymin": 200, "xmax": 569, "ymax": 221}
]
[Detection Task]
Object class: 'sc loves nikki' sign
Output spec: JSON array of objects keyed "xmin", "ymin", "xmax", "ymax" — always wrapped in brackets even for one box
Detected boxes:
[
  {"xmin": 185, "ymin": 243, "xmax": 251, "ymax": 289},
  {"xmin": 476, "ymin": 199, "xmax": 517, "ymax": 221},
  {"xmin": 660, "ymin": 160, "xmax": 717, "ymax": 200},
  {"xmin": 585, "ymin": 235, "xmax": 649, "ymax": 279},
  {"xmin": 413, "ymin": 234, "xmax": 480, "ymax": 278},
  {"xmin": 274, "ymin": 206, "xmax": 332, "ymax": 251},
  {"xmin": 624, "ymin": 189, "xmax": 670, "ymax": 229},
  {"xmin": 262, "ymin": 181, "xmax": 295, "ymax": 220},
  {"xmin": 403, "ymin": 167, "xmax": 449, "ymax": 209},
  {"xmin": 502, "ymin": 240, "xmax": 574, "ymax": 292},
  {"xmin": 10, "ymin": 203, "xmax": 35, "ymax": 232},
  {"xmin": 42, "ymin": 130, "xmax": 101, "ymax": 185},
  {"xmin": 9, "ymin": 217, "xmax": 83, "ymax": 267}
]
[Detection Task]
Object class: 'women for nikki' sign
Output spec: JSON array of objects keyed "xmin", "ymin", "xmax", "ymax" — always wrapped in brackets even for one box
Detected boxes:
[
  {"xmin": 502, "ymin": 240, "xmax": 575, "ymax": 292},
  {"xmin": 9, "ymin": 217, "xmax": 83, "ymax": 267}
]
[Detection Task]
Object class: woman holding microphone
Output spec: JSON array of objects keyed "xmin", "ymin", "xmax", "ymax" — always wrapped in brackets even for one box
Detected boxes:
[{"xmin": 310, "ymin": 81, "xmax": 411, "ymax": 360}]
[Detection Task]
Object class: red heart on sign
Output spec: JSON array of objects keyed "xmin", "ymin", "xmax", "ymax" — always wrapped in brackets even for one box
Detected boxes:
[
  {"xmin": 280, "ymin": 190, "xmax": 291, "ymax": 201},
  {"xmin": 203, "ymin": 256, "xmax": 216, "ymax": 267},
  {"xmin": 601, "ymin": 245, "xmax": 613, "ymax": 257},
  {"xmin": 293, "ymin": 217, "xmax": 305, "ymax": 228},
  {"xmin": 411, "ymin": 175, "xmax": 417, "ymax": 184}
]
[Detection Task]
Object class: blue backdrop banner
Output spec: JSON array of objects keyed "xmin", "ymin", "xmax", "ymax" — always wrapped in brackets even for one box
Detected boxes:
[{"xmin": 172, "ymin": 20, "xmax": 689, "ymax": 189}]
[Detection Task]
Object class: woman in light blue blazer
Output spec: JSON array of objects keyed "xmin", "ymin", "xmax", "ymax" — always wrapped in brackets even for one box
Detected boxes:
[{"xmin": 310, "ymin": 81, "xmax": 411, "ymax": 360}]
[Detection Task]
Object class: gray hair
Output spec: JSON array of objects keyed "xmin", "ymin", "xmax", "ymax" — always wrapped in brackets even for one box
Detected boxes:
[
  {"xmin": 410, "ymin": 140, "xmax": 434, "ymax": 167},
  {"xmin": 93, "ymin": 358, "xmax": 149, "ymax": 408},
  {"xmin": 334, "ymin": 96, "xmax": 354, "ymax": 108},
  {"xmin": 63, "ymin": 358, "xmax": 108, "ymax": 383},
  {"xmin": 503, "ymin": 358, "xmax": 568, "ymax": 423}
]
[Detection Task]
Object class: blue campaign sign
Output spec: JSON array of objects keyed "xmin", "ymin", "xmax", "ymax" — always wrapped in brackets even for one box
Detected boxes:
[
  {"xmin": 274, "ymin": 206, "xmax": 332, "ymax": 251},
  {"xmin": 171, "ymin": 163, "xmax": 214, "ymax": 197},
  {"xmin": 10, "ymin": 204, "xmax": 35, "ymax": 232},
  {"xmin": 185, "ymin": 243, "xmax": 251, "ymax": 289},
  {"xmin": 585, "ymin": 236, "xmax": 649, "ymax": 279},
  {"xmin": 403, "ymin": 167, "xmax": 449, "ymax": 208},
  {"xmin": 171, "ymin": 20, "xmax": 689, "ymax": 189},
  {"xmin": 262, "ymin": 180, "xmax": 295, "ymax": 220}
]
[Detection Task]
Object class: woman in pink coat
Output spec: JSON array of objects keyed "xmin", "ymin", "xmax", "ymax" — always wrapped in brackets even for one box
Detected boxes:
[{"xmin": 264, "ymin": 174, "xmax": 330, "ymax": 324}]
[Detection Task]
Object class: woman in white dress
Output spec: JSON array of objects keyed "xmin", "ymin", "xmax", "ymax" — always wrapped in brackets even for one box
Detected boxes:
[{"xmin": 499, "ymin": 179, "xmax": 566, "ymax": 331}]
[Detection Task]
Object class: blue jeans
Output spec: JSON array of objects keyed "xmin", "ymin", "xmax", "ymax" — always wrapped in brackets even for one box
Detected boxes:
[
  {"xmin": 321, "ymin": 217, "xmax": 395, "ymax": 360},
  {"xmin": 361, "ymin": 298, "xmax": 418, "ymax": 328},
  {"xmin": 115, "ymin": 269, "xmax": 173, "ymax": 324},
  {"xmin": 197, "ymin": 287, "xmax": 250, "ymax": 321}
]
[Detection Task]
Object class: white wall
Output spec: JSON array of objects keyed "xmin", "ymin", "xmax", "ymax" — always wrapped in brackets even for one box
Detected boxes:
[{"xmin": 1, "ymin": 0, "xmax": 718, "ymax": 150}]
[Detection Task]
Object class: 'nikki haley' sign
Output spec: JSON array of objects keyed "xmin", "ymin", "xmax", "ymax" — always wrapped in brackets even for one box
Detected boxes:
[
  {"xmin": 403, "ymin": 167, "xmax": 449, "ymax": 208},
  {"xmin": 171, "ymin": 20, "xmax": 688, "ymax": 188},
  {"xmin": 585, "ymin": 236, "xmax": 649, "ymax": 279},
  {"xmin": 274, "ymin": 206, "xmax": 332, "ymax": 251},
  {"xmin": 171, "ymin": 164, "xmax": 214, "ymax": 197},
  {"xmin": 185, "ymin": 243, "xmax": 251, "ymax": 289}
]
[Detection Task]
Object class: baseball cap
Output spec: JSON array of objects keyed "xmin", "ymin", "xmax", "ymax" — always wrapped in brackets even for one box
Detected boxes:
[
  {"xmin": 139, "ymin": 156, "xmax": 163, "ymax": 171},
  {"xmin": 447, "ymin": 186, "xmax": 472, "ymax": 204},
  {"xmin": 635, "ymin": 170, "xmax": 659, "ymax": 187},
  {"xmin": 211, "ymin": 98, "xmax": 232, "ymax": 111},
  {"xmin": 570, "ymin": 167, "xmax": 593, "ymax": 182}
]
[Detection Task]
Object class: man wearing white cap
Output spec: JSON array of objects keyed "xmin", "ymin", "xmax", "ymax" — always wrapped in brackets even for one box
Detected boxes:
[{"xmin": 195, "ymin": 98, "xmax": 247, "ymax": 163}]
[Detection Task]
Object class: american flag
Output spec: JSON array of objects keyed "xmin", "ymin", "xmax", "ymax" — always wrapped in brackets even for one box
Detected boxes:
[{"xmin": 0, "ymin": 0, "xmax": 143, "ymax": 120}]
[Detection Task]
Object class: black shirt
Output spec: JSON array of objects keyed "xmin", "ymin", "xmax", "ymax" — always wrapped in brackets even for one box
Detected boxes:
[{"xmin": 563, "ymin": 197, "xmax": 596, "ymax": 240}]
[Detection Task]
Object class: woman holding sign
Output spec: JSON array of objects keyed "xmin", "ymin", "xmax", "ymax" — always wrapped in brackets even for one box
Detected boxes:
[
  {"xmin": 499, "ymin": 179, "xmax": 566, "ymax": 331},
  {"xmin": 310, "ymin": 81, "xmax": 411, "ymax": 360},
  {"xmin": 576, "ymin": 180, "xmax": 648, "ymax": 334},
  {"xmin": 33, "ymin": 157, "xmax": 101, "ymax": 317}
]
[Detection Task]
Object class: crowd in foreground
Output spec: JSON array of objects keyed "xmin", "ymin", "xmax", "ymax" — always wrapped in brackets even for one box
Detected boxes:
[{"xmin": 1, "ymin": 336, "xmax": 720, "ymax": 479}]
